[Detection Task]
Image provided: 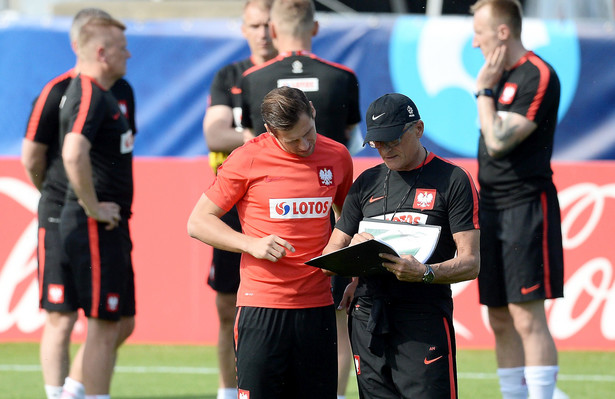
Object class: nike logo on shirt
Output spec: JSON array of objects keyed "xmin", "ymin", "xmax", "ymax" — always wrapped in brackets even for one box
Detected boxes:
[{"xmin": 369, "ymin": 195, "xmax": 385, "ymax": 203}]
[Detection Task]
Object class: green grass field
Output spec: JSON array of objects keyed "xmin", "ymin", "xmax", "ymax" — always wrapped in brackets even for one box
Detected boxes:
[{"xmin": 1, "ymin": 343, "xmax": 613, "ymax": 398}]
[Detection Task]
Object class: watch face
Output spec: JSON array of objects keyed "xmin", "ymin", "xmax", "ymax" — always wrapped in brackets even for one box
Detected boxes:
[{"xmin": 423, "ymin": 266, "xmax": 434, "ymax": 283}]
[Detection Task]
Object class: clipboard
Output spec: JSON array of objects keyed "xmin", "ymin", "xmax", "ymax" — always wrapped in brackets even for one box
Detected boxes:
[
  {"xmin": 306, "ymin": 219, "xmax": 441, "ymax": 277},
  {"xmin": 358, "ymin": 218, "xmax": 441, "ymax": 263},
  {"xmin": 305, "ymin": 239, "xmax": 397, "ymax": 277}
]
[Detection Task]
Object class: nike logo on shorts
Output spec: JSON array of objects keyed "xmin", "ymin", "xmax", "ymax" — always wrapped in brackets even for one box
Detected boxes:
[
  {"xmin": 424, "ymin": 355, "xmax": 443, "ymax": 365},
  {"xmin": 520, "ymin": 283, "xmax": 541, "ymax": 295}
]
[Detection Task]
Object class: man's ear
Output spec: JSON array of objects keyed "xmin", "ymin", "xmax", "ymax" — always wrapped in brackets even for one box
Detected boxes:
[
  {"xmin": 270, "ymin": 22, "xmax": 278, "ymax": 40},
  {"xmin": 497, "ymin": 23, "xmax": 510, "ymax": 41},
  {"xmin": 70, "ymin": 40, "xmax": 79, "ymax": 55},
  {"xmin": 309, "ymin": 101, "xmax": 316, "ymax": 119},
  {"xmin": 312, "ymin": 21, "xmax": 319, "ymax": 37},
  {"xmin": 415, "ymin": 120, "xmax": 425, "ymax": 139},
  {"xmin": 264, "ymin": 123, "xmax": 274, "ymax": 135},
  {"xmin": 96, "ymin": 45, "xmax": 106, "ymax": 62}
]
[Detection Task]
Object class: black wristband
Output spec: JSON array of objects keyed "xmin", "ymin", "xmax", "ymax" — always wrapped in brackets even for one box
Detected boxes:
[{"xmin": 475, "ymin": 88, "xmax": 494, "ymax": 98}]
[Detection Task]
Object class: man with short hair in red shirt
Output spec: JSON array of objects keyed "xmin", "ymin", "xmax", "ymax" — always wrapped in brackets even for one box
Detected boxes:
[{"xmin": 188, "ymin": 86, "xmax": 353, "ymax": 398}]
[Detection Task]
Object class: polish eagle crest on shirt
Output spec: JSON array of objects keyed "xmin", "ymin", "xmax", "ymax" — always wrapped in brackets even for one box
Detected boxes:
[
  {"xmin": 413, "ymin": 189, "xmax": 436, "ymax": 210},
  {"xmin": 318, "ymin": 167, "xmax": 333, "ymax": 186}
]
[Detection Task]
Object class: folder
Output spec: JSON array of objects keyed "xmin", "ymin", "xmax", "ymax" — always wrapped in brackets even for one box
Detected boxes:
[{"xmin": 306, "ymin": 218, "xmax": 441, "ymax": 277}]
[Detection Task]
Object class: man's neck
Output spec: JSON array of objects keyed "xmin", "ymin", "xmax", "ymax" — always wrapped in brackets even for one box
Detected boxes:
[
  {"xmin": 505, "ymin": 41, "xmax": 528, "ymax": 70},
  {"xmin": 275, "ymin": 37, "xmax": 311, "ymax": 53},
  {"xmin": 78, "ymin": 70, "xmax": 117, "ymax": 90},
  {"xmin": 252, "ymin": 53, "xmax": 277, "ymax": 65}
]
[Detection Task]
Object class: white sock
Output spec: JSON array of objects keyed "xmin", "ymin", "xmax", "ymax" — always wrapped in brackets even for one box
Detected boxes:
[
  {"xmin": 337, "ymin": 396, "xmax": 346, "ymax": 399},
  {"xmin": 85, "ymin": 396, "xmax": 110, "ymax": 399},
  {"xmin": 61, "ymin": 377, "xmax": 85, "ymax": 399},
  {"xmin": 497, "ymin": 367, "xmax": 528, "ymax": 399},
  {"xmin": 45, "ymin": 385, "xmax": 63, "ymax": 399},
  {"xmin": 552, "ymin": 386, "xmax": 570, "ymax": 399},
  {"xmin": 525, "ymin": 365, "xmax": 558, "ymax": 399},
  {"xmin": 217, "ymin": 387, "xmax": 238, "ymax": 399}
]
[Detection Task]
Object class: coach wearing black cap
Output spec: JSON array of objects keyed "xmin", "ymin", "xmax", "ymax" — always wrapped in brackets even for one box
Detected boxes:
[{"xmin": 323, "ymin": 93, "xmax": 481, "ymax": 398}]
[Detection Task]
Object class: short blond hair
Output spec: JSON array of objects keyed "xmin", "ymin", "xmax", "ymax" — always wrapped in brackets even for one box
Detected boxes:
[
  {"xmin": 244, "ymin": 0, "xmax": 274, "ymax": 13},
  {"xmin": 270, "ymin": 0, "xmax": 314, "ymax": 37},
  {"xmin": 70, "ymin": 8, "xmax": 112, "ymax": 43},
  {"xmin": 77, "ymin": 16, "xmax": 126, "ymax": 51},
  {"xmin": 470, "ymin": 0, "xmax": 523, "ymax": 38}
]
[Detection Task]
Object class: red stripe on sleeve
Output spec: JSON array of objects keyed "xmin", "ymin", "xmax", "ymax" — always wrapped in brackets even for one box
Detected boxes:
[
  {"xmin": 437, "ymin": 155, "xmax": 481, "ymax": 229},
  {"xmin": 25, "ymin": 69, "xmax": 74, "ymax": 140},
  {"xmin": 526, "ymin": 54, "xmax": 551, "ymax": 121},
  {"xmin": 73, "ymin": 77, "xmax": 93, "ymax": 135},
  {"xmin": 87, "ymin": 218, "xmax": 101, "ymax": 318}
]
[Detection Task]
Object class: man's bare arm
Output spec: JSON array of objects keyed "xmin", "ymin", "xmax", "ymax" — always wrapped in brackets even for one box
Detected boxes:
[
  {"xmin": 62, "ymin": 133, "xmax": 120, "ymax": 229},
  {"xmin": 21, "ymin": 139, "xmax": 48, "ymax": 191},
  {"xmin": 478, "ymin": 100, "xmax": 537, "ymax": 158},
  {"xmin": 203, "ymin": 105, "xmax": 245, "ymax": 152}
]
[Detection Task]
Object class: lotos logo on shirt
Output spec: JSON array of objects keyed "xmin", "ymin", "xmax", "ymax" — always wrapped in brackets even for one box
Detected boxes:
[
  {"xmin": 238, "ymin": 390, "xmax": 250, "ymax": 399},
  {"xmin": 385, "ymin": 212, "xmax": 428, "ymax": 225},
  {"xmin": 270, "ymin": 197, "xmax": 332, "ymax": 219},
  {"xmin": 277, "ymin": 77, "xmax": 319, "ymax": 92}
]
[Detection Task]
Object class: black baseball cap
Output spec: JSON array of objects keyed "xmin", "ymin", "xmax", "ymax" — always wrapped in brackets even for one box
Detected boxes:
[{"xmin": 364, "ymin": 93, "xmax": 421, "ymax": 145}]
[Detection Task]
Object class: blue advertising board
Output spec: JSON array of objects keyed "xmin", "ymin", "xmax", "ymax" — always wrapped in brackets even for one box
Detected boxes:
[{"xmin": 1, "ymin": 14, "xmax": 614, "ymax": 159}]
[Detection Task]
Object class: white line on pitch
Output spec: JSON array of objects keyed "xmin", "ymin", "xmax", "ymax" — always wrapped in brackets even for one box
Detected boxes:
[
  {"xmin": 1, "ymin": 365, "xmax": 614, "ymax": 383},
  {"xmin": 0, "ymin": 365, "xmax": 218, "ymax": 374}
]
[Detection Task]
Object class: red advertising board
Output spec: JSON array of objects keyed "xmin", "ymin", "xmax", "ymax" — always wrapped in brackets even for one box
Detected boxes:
[{"xmin": 1, "ymin": 157, "xmax": 614, "ymax": 349}]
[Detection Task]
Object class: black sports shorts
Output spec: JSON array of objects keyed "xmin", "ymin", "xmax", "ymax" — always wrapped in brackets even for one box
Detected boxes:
[
  {"xmin": 478, "ymin": 187, "xmax": 564, "ymax": 307},
  {"xmin": 349, "ymin": 297, "xmax": 458, "ymax": 399},
  {"xmin": 60, "ymin": 201, "xmax": 136, "ymax": 321},
  {"xmin": 235, "ymin": 305, "xmax": 337, "ymax": 399},
  {"xmin": 37, "ymin": 198, "xmax": 78, "ymax": 312},
  {"xmin": 207, "ymin": 206, "xmax": 241, "ymax": 293}
]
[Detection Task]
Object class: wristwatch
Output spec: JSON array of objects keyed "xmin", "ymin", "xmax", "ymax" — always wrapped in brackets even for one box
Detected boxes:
[
  {"xmin": 475, "ymin": 88, "xmax": 494, "ymax": 98},
  {"xmin": 422, "ymin": 264, "xmax": 435, "ymax": 284}
]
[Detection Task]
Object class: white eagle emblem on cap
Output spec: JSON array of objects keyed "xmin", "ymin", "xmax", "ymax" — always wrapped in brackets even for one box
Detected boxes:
[{"xmin": 407, "ymin": 105, "xmax": 415, "ymax": 117}]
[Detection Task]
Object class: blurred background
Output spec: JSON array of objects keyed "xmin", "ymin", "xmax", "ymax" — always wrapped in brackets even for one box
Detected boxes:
[{"xmin": 1, "ymin": 0, "xmax": 614, "ymax": 19}]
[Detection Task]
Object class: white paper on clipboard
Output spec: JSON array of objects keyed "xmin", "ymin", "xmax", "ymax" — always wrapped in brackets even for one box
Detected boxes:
[{"xmin": 358, "ymin": 218, "xmax": 441, "ymax": 263}]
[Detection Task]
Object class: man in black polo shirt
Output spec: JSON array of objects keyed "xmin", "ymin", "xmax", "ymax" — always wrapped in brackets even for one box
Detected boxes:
[
  {"xmin": 472, "ymin": 1, "xmax": 565, "ymax": 398},
  {"xmin": 59, "ymin": 15, "xmax": 135, "ymax": 398},
  {"xmin": 240, "ymin": 0, "xmax": 360, "ymax": 146},
  {"xmin": 323, "ymin": 93, "xmax": 480, "ymax": 399}
]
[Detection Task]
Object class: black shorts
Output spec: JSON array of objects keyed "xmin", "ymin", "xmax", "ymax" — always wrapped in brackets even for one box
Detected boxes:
[
  {"xmin": 235, "ymin": 305, "xmax": 337, "ymax": 399},
  {"xmin": 37, "ymin": 198, "xmax": 79, "ymax": 312},
  {"xmin": 478, "ymin": 188, "xmax": 564, "ymax": 307},
  {"xmin": 60, "ymin": 201, "xmax": 136, "ymax": 321},
  {"xmin": 331, "ymin": 275, "xmax": 351, "ymax": 308},
  {"xmin": 207, "ymin": 206, "xmax": 241, "ymax": 293},
  {"xmin": 349, "ymin": 297, "xmax": 458, "ymax": 399}
]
